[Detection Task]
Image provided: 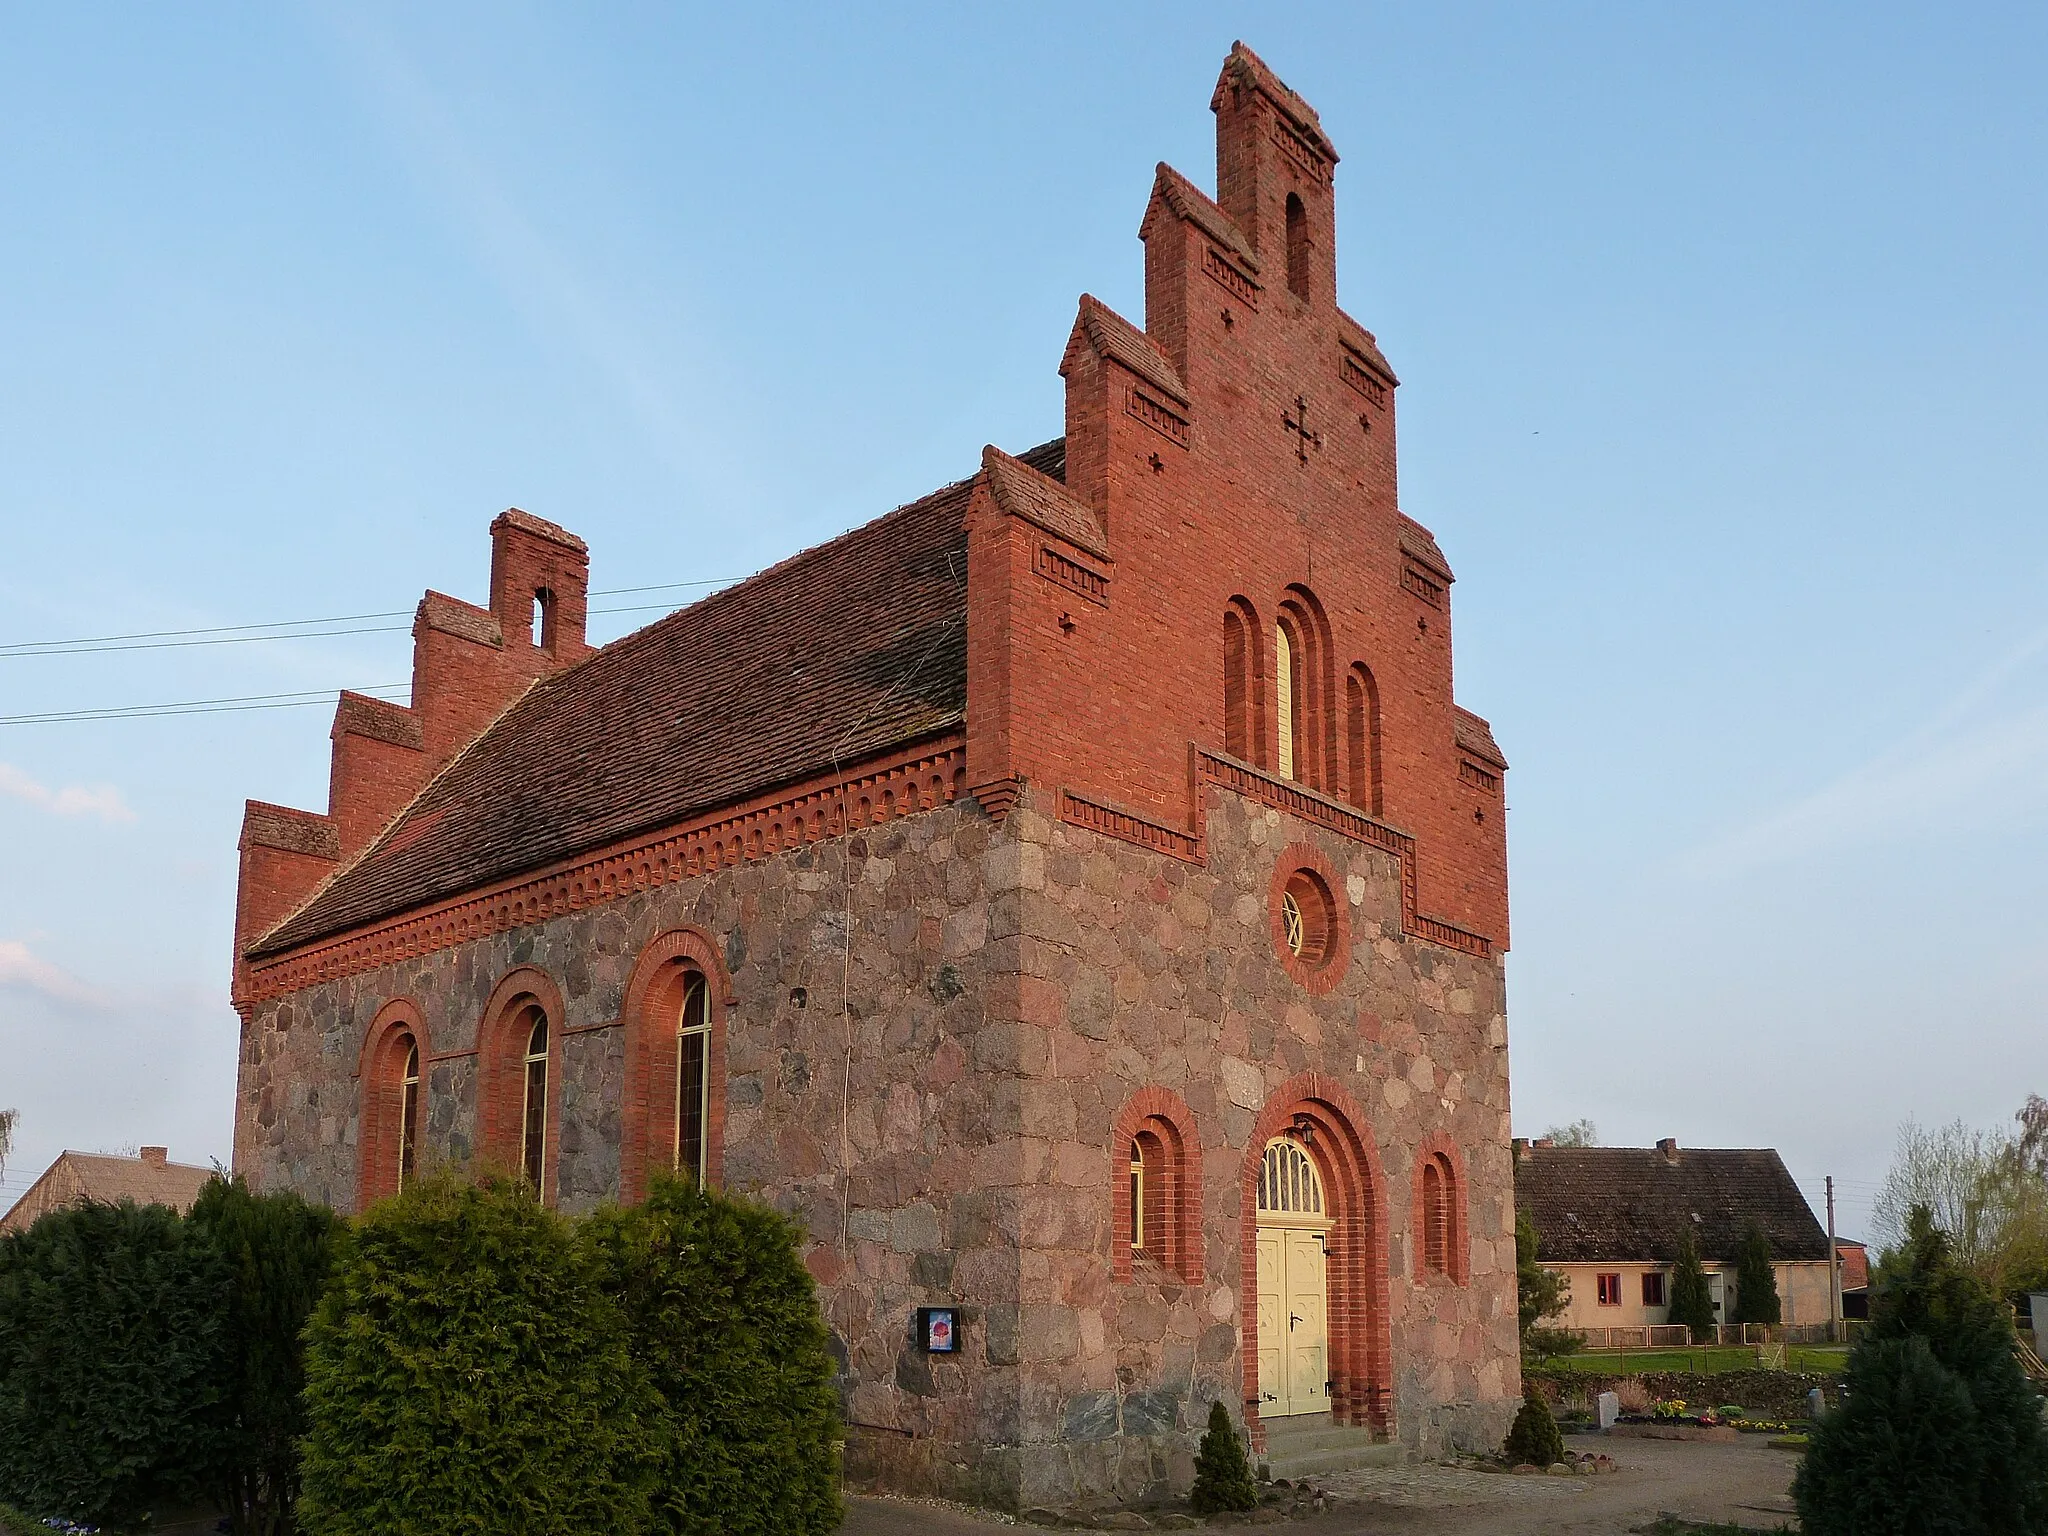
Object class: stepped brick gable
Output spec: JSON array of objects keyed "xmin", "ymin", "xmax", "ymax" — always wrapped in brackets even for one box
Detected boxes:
[{"xmin": 230, "ymin": 44, "xmax": 1519, "ymax": 1509}]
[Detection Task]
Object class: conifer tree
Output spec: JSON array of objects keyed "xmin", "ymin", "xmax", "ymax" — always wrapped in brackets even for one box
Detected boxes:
[
  {"xmin": 1502, "ymin": 1383, "xmax": 1565, "ymax": 1468},
  {"xmin": 1731, "ymin": 1220, "xmax": 1781, "ymax": 1326},
  {"xmin": 1515, "ymin": 1212, "xmax": 1569, "ymax": 1339},
  {"xmin": 1188, "ymin": 1399, "xmax": 1257, "ymax": 1515},
  {"xmin": 1667, "ymin": 1222, "xmax": 1717, "ymax": 1342}
]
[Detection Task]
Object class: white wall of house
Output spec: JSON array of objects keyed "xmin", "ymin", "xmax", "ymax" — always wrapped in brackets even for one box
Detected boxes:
[{"xmin": 1550, "ymin": 1260, "xmax": 1834, "ymax": 1332}]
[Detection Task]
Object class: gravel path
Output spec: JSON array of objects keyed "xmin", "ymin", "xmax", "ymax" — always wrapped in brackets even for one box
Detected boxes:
[{"xmin": 842, "ymin": 1434, "xmax": 1802, "ymax": 1534}]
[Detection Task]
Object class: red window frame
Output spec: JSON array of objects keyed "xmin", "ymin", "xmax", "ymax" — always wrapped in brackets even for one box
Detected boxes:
[
  {"xmin": 1596, "ymin": 1272, "xmax": 1623, "ymax": 1307},
  {"xmin": 1642, "ymin": 1272, "xmax": 1667, "ymax": 1307}
]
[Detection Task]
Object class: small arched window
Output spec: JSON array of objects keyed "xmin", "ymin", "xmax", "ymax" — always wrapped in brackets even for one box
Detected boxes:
[
  {"xmin": 532, "ymin": 588, "xmax": 556, "ymax": 653},
  {"xmin": 1259, "ymin": 1138, "xmax": 1326, "ymax": 1217},
  {"xmin": 1113, "ymin": 1090, "xmax": 1202, "ymax": 1284},
  {"xmin": 398, "ymin": 1039, "xmax": 420, "ymax": 1191},
  {"xmin": 1224, "ymin": 608, "xmax": 1250, "ymax": 760},
  {"xmin": 1285, "ymin": 192, "xmax": 1310, "ymax": 302},
  {"xmin": 675, "ymin": 971, "xmax": 712, "ymax": 1184},
  {"xmin": 1421, "ymin": 1157, "xmax": 1447, "ymax": 1274},
  {"xmin": 1411, "ymin": 1141, "xmax": 1469, "ymax": 1283},
  {"xmin": 521, "ymin": 1010, "xmax": 549, "ymax": 1192}
]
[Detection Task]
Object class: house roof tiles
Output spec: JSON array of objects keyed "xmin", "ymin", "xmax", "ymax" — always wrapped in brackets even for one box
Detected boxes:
[
  {"xmin": 1515, "ymin": 1144, "xmax": 1830, "ymax": 1264},
  {"xmin": 0, "ymin": 1150, "xmax": 215, "ymax": 1235}
]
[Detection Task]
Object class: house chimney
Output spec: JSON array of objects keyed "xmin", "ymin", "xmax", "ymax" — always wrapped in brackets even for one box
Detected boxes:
[
  {"xmin": 1533, "ymin": 1137, "xmax": 1555, "ymax": 1149},
  {"xmin": 140, "ymin": 1146, "xmax": 167, "ymax": 1170},
  {"xmin": 1657, "ymin": 1137, "xmax": 1679, "ymax": 1164},
  {"xmin": 1512, "ymin": 1137, "xmax": 1529, "ymax": 1162}
]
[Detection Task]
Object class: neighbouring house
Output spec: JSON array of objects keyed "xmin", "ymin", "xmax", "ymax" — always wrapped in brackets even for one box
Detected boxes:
[
  {"xmin": 1837, "ymin": 1237, "xmax": 1869, "ymax": 1320},
  {"xmin": 227, "ymin": 44, "xmax": 1521, "ymax": 1507},
  {"xmin": 1513, "ymin": 1138, "xmax": 1835, "ymax": 1335},
  {"xmin": 0, "ymin": 1146, "xmax": 215, "ymax": 1234}
]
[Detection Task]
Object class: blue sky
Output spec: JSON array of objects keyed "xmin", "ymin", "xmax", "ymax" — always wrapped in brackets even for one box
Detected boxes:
[{"xmin": 4, "ymin": 3, "xmax": 2046, "ymax": 1238}]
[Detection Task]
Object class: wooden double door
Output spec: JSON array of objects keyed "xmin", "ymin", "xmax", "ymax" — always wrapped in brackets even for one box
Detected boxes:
[{"xmin": 1254, "ymin": 1138, "xmax": 1332, "ymax": 1417}]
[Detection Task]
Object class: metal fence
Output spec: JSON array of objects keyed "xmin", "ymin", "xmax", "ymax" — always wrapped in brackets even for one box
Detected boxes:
[{"xmin": 1569, "ymin": 1320, "xmax": 1855, "ymax": 1351}]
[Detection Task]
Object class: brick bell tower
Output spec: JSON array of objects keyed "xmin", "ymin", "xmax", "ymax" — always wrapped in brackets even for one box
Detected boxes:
[{"xmin": 967, "ymin": 41, "xmax": 1507, "ymax": 946}]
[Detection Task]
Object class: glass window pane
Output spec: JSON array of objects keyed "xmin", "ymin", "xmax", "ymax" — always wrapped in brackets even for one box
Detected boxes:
[{"xmin": 677, "ymin": 1028, "xmax": 706, "ymax": 1183}]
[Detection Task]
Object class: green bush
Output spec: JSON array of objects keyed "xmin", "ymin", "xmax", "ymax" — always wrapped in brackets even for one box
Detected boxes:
[
  {"xmin": 1795, "ymin": 1206, "xmax": 2048, "ymax": 1535},
  {"xmin": 298, "ymin": 1174, "xmax": 656, "ymax": 1536},
  {"xmin": 1188, "ymin": 1399, "xmax": 1257, "ymax": 1514},
  {"xmin": 1502, "ymin": 1383, "xmax": 1564, "ymax": 1468},
  {"xmin": 583, "ymin": 1172, "xmax": 840, "ymax": 1536},
  {"xmin": 0, "ymin": 1199, "xmax": 228, "ymax": 1529},
  {"xmin": 187, "ymin": 1175, "xmax": 337, "ymax": 1536},
  {"xmin": 1668, "ymin": 1223, "xmax": 1717, "ymax": 1342},
  {"xmin": 1731, "ymin": 1220, "xmax": 1781, "ymax": 1326},
  {"xmin": 1522, "ymin": 1325, "xmax": 1584, "ymax": 1362},
  {"xmin": 1793, "ymin": 1336, "xmax": 1984, "ymax": 1535}
]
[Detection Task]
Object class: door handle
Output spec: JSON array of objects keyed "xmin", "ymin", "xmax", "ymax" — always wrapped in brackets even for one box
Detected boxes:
[{"xmin": 1290, "ymin": 1314, "xmax": 1303, "ymax": 1328}]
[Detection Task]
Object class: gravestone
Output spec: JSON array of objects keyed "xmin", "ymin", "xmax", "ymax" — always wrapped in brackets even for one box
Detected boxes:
[
  {"xmin": 1806, "ymin": 1387, "xmax": 1825, "ymax": 1420},
  {"xmin": 1597, "ymin": 1391, "xmax": 1620, "ymax": 1430}
]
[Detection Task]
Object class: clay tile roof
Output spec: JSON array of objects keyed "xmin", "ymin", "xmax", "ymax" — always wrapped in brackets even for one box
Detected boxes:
[
  {"xmin": 1397, "ymin": 515, "xmax": 1454, "ymax": 583},
  {"xmin": 1515, "ymin": 1146, "xmax": 1830, "ymax": 1265},
  {"xmin": 1337, "ymin": 309, "xmax": 1399, "ymax": 388},
  {"xmin": 1, "ymin": 1150, "xmax": 215, "ymax": 1235},
  {"xmin": 1065, "ymin": 295, "xmax": 1187, "ymax": 405},
  {"xmin": 253, "ymin": 440, "xmax": 1067, "ymax": 957},
  {"xmin": 1214, "ymin": 42, "xmax": 1339, "ymax": 162},
  {"xmin": 982, "ymin": 445, "xmax": 1108, "ymax": 559},
  {"xmin": 1454, "ymin": 708, "xmax": 1508, "ymax": 771},
  {"xmin": 1149, "ymin": 163, "xmax": 1257, "ymax": 267}
]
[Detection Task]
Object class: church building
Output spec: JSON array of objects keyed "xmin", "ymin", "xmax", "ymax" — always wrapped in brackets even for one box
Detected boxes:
[{"xmin": 230, "ymin": 45, "xmax": 1520, "ymax": 1508}]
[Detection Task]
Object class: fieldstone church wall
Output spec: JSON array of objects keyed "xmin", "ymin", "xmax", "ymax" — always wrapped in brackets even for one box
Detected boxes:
[{"xmin": 236, "ymin": 777, "xmax": 1517, "ymax": 1509}]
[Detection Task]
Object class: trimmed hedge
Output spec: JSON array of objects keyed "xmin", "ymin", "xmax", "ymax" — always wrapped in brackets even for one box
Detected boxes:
[
  {"xmin": 584, "ymin": 1172, "xmax": 841, "ymax": 1536},
  {"xmin": 187, "ymin": 1176, "xmax": 336, "ymax": 1536},
  {"xmin": 298, "ymin": 1175, "xmax": 657, "ymax": 1536},
  {"xmin": 0, "ymin": 1199, "xmax": 228, "ymax": 1529}
]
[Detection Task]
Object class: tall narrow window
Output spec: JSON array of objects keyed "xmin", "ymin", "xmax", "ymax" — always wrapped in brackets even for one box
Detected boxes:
[
  {"xmin": 398, "ymin": 1040, "xmax": 420, "ymax": 1191},
  {"xmin": 521, "ymin": 1012, "xmax": 549, "ymax": 1192},
  {"xmin": 1285, "ymin": 192, "xmax": 1310, "ymax": 301},
  {"xmin": 532, "ymin": 588, "xmax": 556, "ymax": 653},
  {"xmin": 1129, "ymin": 1143, "xmax": 1146, "ymax": 1252},
  {"xmin": 675, "ymin": 972, "xmax": 711, "ymax": 1184},
  {"xmin": 1275, "ymin": 624, "xmax": 1297, "ymax": 779}
]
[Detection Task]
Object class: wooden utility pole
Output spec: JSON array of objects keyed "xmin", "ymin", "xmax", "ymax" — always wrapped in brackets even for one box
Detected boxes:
[{"xmin": 1826, "ymin": 1175, "xmax": 1842, "ymax": 1343}]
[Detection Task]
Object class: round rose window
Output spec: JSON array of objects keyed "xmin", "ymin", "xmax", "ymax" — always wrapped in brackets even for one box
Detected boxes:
[{"xmin": 1278, "ymin": 868, "xmax": 1334, "ymax": 967}]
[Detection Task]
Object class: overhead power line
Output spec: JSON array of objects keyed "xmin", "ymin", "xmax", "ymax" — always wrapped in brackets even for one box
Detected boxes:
[
  {"xmin": 0, "ymin": 579, "xmax": 736, "ymax": 658},
  {"xmin": 0, "ymin": 685, "xmax": 410, "ymax": 727}
]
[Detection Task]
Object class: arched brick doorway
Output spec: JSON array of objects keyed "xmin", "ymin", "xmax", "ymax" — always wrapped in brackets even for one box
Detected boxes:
[{"xmin": 1238, "ymin": 1072, "xmax": 1392, "ymax": 1448}]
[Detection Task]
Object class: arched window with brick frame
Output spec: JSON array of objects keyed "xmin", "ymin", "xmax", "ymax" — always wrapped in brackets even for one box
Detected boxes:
[
  {"xmin": 477, "ymin": 967, "xmax": 566, "ymax": 1204},
  {"xmin": 1346, "ymin": 664, "xmax": 1383, "ymax": 816},
  {"xmin": 1277, "ymin": 587, "xmax": 1338, "ymax": 790},
  {"xmin": 1285, "ymin": 192, "xmax": 1311, "ymax": 302},
  {"xmin": 1410, "ymin": 1133, "xmax": 1470, "ymax": 1285},
  {"xmin": 620, "ymin": 929, "xmax": 731, "ymax": 1204},
  {"xmin": 1222, "ymin": 597, "xmax": 1268, "ymax": 767},
  {"xmin": 1111, "ymin": 1088, "xmax": 1203, "ymax": 1284},
  {"xmin": 356, "ymin": 999, "xmax": 429, "ymax": 1212}
]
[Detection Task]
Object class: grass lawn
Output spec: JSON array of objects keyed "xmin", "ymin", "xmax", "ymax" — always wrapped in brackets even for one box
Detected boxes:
[{"xmin": 1543, "ymin": 1344, "xmax": 1849, "ymax": 1376}]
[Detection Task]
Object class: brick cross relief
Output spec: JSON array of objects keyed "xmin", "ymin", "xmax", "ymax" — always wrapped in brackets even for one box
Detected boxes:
[{"xmin": 1283, "ymin": 394, "xmax": 1323, "ymax": 465}]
